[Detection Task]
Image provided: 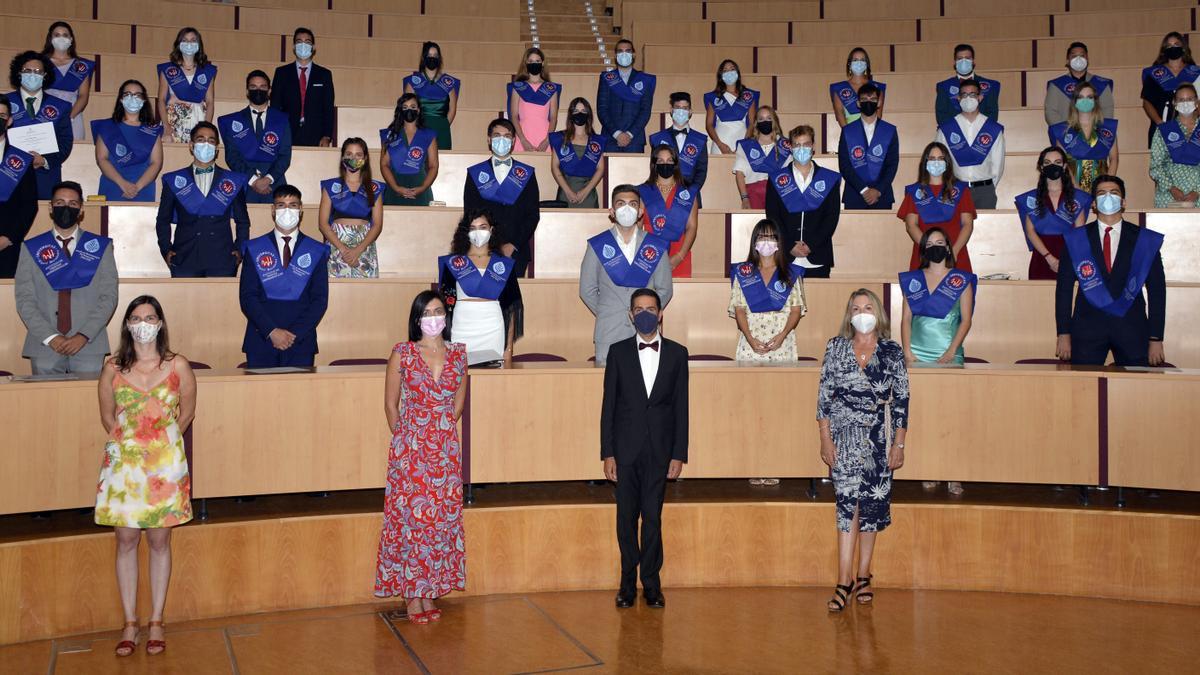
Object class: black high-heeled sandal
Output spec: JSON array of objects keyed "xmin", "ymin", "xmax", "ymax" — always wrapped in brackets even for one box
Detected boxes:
[
  {"xmin": 854, "ymin": 575, "xmax": 874, "ymax": 605},
  {"xmin": 827, "ymin": 583, "xmax": 854, "ymax": 612}
]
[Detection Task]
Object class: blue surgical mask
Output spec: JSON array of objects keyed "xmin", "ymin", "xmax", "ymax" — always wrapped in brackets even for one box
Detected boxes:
[
  {"xmin": 615, "ymin": 52, "xmax": 633, "ymax": 68},
  {"xmin": 955, "ymin": 58, "xmax": 973, "ymax": 76},
  {"xmin": 791, "ymin": 146, "xmax": 813, "ymax": 165},
  {"xmin": 294, "ymin": 42, "xmax": 313, "ymax": 60},
  {"xmin": 179, "ymin": 41, "xmax": 200, "ymax": 56},
  {"xmin": 721, "ymin": 70, "xmax": 738, "ymax": 86},
  {"xmin": 849, "ymin": 59, "xmax": 868, "ymax": 76},
  {"xmin": 632, "ymin": 310, "xmax": 659, "ymax": 335},
  {"xmin": 1074, "ymin": 97, "xmax": 1096, "ymax": 113},
  {"xmin": 20, "ymin": 72, "xmax": 43, "ymax": 92},
  {"xmin": 671, "ymin": 108, "xmax": 690, "ymax": 126},
  {"xmin": 490, "ymin": 135, "xmax": 513, "ymax": 157},
  {"xmin": 926, "ymin": 159, "xmax": 947, "ymax": 177},
  {"xmin": 193, "ymin": 141, "xmax": 216, "ymax": 163},
  {"xmin": 1096, "ymin": 193, "xmax": 1122, "ymax": 215},
  {"xmin": 121, "ymin": 95, "xmax": 144, "ymax": 114}
]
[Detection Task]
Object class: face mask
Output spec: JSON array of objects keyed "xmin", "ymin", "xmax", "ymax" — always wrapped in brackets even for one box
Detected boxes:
[
  {"xmin": 1096, "ymin": 193, "xmax": 1122, "ymax": 215},
  {"xmin": 755, "ymin": 120, "xmax": 773, "ymax": 135},
  {"xmin": 1176, "ymin": 101, "xmax": 1197, "ymax": 116},
  {"xmin": 128, "ymin": 322, "xmax": 161, "ymax": 344},
  {"xmin": 924, "ymin": 245, "xmax": 949, "ymax": 264},
  {"xmin": 858, "ymin": 101, "xmax": 879, "ymax": 117},
  {"xmin": 526, "ymin": 62, "xmax": 543, "ymax": 76},
  {"xmin": 959, "ymin": 96, "xmax": 979, "ymax": 113},
  {"xmin": 1166, "ymin": 45, "xmax": 1185, "ymax": 61},
  {"xmin": 849, "ymin": 59, "xmax": 868, "ymax": 76},
  {"xmin": 755, "ymin": 241, "xmax": 778, "ymax": 257},
  {"xmin": 655, "ymin": 162, "xmax": 675, "ymax": 179},
  {"xmin": 294, "ymin": 42, "xmax": 313, "ymax": 60},
  {"xmin": 121, "ymin": 95, "xmax": 144, "ymax": 114},
  {"xmin": 420, "ymin": 315, "xmax": 446, "ymax": 336},
  {"xmin": 851, "ymin": 312, "xmax": 877, "ymax": 334},
  {"xmin": 51, "ymin": 36, "xmax": 72, "ymax": 52},
  {"xmin": 1069, "ymin": 56, "xmax": 1088, "ymax": 72},
  {"xmin": 179, "ymin": 41, "xmax": 200, "ymax": 56},
  {"xmin": 955, "ymin": 58, "xmax": 974, "ymax": 76},
  {"xmin": 671, "ymin": 108, "xmax": 690, "ymax": 126},
  {"xmin": 274, "ymin": 207, "xmax": 300, "ymax": 231},
  {"xmin": 571, "ymin": 111, "xmax": 589, "ymax": 126},
  {"xmin": 615, "ymin": 52, "xmax": 633, "ymax": 68},
  {"xmin": 721, "ymin": 70, "xmax": 738, "ymax": 86},
  {"xmin": 342, "ymin": 157, "xmax": 363, "ymax": 172},
  {"xmin": 490, "ymin": 135, "xmax": 513, "ymax": 157},
  {"xmin": 468, "ymin": 229, "xmax": 492, "ymax": 248},
  {"xmin": 401, "ymin": 108, "xmax": 420, "ymax": 123},
  {"xmin": 51, "ymin": 205, "xmax": 79, "ymax": 229},
  {"xmin": 20, "ymin": 72, "xmax": 43, "ymax": 92},
  {"xmin": 423, "ymin": 55, "xmax": 441, "ymax": 71},
  {"xmin": 193, "ymin": 141, "xmax": 216, "ymax": 163},
  {"xmin": 248, "ymin": 89, "xmax": 269, "ymax": 106},
  {"xmin": 791, "ymin": 146, "xmax": 813, "ymax": 165},
  {"xmin": 1041, "ymin": 163, "xmax": 1065, "ymax": 181},
  {"xmin": 926, "ymin": 159, "xmax": 947, "ymax": 177},
  {"xmin": 615, "ymin": 204, "xmax": 639, "ymax": 228},
  {"xmin": 1074, "ymin": 97, "xmax": 1095, "ymax": 113},
  {"xmin": 632, "ymin": 310, "xmax": 659, "ymax": 335}
]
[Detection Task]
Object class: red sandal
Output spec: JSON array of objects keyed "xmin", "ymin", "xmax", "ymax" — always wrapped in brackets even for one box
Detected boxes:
[
  {"xmin": 146, "ymin": 620, "xmax": 166, "ymax": 655},
  {"xmin": 407, "ymin": 611, "xmax": 431, "ymax": 625},
  {"xmin": 114, "ymin": 621, "xmax": 138, "ymax": 657}
]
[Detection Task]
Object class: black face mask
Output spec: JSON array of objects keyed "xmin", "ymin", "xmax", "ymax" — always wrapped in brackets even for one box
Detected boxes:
[
  {"xmin": 51, "ymin": 205, "xmax": 79, "ymax": 229},
  {"xmin": 247, "ymin": 89, "xmax": 269, "ymax": 106},
  {"xmin": 924, "ymin": 245, "xmax": 949, "ymax": 264},
  {"xmin": 755, "ymin": 120, "xmax": 773, "ymax": 135},
  {"xmin": 401, "ymin": 108, "xmax": 419, "ymax": 123},
  {"xmin": 655, "ymin": 163, "xmax": 675, "ymax": 179},
  {"xmin": 1041, "ymin": 164, "xmax": 1065, "ymax": 181},
  {"xmin": 858, "ymin": 100, "xmax": 879, "ymax": 117},
  {"xmin": 423, "ymin": 56, "xmax": 441, "ymax": 71},
  {"xmin": 526, "ymin": 62, "xmax": 543, "ymax": 76},
  {"xmin": 1166, "ymin": 45, "xmax": 1186, "ymax": 60},
  {"xmin": 571, "ymin": 111, "xmax": 589, "ymax": 127}
]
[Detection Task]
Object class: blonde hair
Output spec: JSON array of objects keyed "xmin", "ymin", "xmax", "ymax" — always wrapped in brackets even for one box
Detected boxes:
[
  {"xmin": 838, "ymin": 288, "xmax": 890, "ymax": 340},
  {"xmin": 754, "ymin": 104, "xmax": 783, "ymax": 141}
]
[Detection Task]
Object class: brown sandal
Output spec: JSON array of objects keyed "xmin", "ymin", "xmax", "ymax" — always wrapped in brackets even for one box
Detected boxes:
[
  {"xmin": 114, "ymin": 621, "xmax": 138, "ymax": 657},
  {"xmin": 146, "ymin": 620, "xmax": 166, "ymax": 655}
]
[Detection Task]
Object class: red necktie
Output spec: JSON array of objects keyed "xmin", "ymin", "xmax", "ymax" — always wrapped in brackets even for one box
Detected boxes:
[
  {"xmin": 1103, "ymin": 226, "xmax": 1113, "ymax": 273},
  {"xmin": 56, "ymin": 236, "xmax": 72, "ymax": 334},
  {"xmin": 298, "ymin": 66, "xmax": 308, "ymax": 119},
  {"xmin": 282, "ymin": 236, "xmax": 292, "ymax": 268}
]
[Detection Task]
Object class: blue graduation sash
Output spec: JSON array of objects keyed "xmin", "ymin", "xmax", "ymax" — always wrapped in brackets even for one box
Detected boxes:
[
  {"xmin": 650, "ymin": 129, "xmax": 706, "ymax": 180},
  {"xmin": 731, "ymin": 262, "xmax": 804, "ymax": 313},
  {"xmin": 736, "ymin": 138, "xmax": 791, "ymax": 175},
  {"xmin": 244, "ymin": 234, "xmax": 324, "ymax": 301},
  {"xmin": 905, "ymin": 182, "xmax": 966, "ymax": 225},
  {"xmin": 1015, "ymin": 188, "xmax": 1091, "ymax": 250},
  {"xmin": 770, "ymin": 165, "xmax": 841, "ymax": 214},
  {"xmin": 467, "ymin": 159, "xmax": 535, "ymax": 206},
  {"xmin": 842, "ymin": 119, "xmax": 896, "ymax": 183},
  {"xmin": 939, "ymin": 117, "xmax": 1003, "ymax": 168},
  {"xmin": 322, "ymin": 178, "xmax": 384, "ymax": 221},
  {"xmin": 703, "ymin": 88, "xmax": 759, "ymax": 123},
  {"xmin": 52, "ymin": 57, "xmax": 95, "ymax": 94},
  {"xmin": 6, "ymin": 91, "xmax": 71, "ymax": 129},
  {"xmin": 1064, "ymin": 225, "xmax": 1164, "ymax": 318},
  {"xmin": 899, "ymin": 268, "xmax": 976, "ymax": 319},
  {"xmin": 1048, "ymin": 119, "xmax": 1117, "ymax": 161},
  {"xmin": 90, "ymin": 119, "xmax": 161, "ymax": 170},
  {"xmin": 638, "ymin": 183, "xmax": 696, "ymax": 242},
  {"xmin": 406, "ymin": 72, "xmax": 460, "ymax": 100},
  {"xmin": 439, "ymin": 253, "xmax": 514, "ymax": 301},
  {"xmin": 218, "ymin": 108, "xmax": 289, "ymax": 164},
  {"xmin": 599, "ymin": 69, "xmax": 654, "ymax": 104},
  {"xmin": 164, "ymin": 168, "xmax": 248, "ymax": 216},
  {"xmin": 588, "ymin": 230, "xmax": 668, "ymax": 288},
  {"xmin": 548, "ymin": 131, "xmax": 605, "ymax": 178},
  {"xmin": 937, "ymin": 76, "xmax": 1000, "ymax": 113},
  {"xmin": 507, "ymin": 80, "xmax": 560, "ymax": 106},
  {"xmin": 23, "ymin": 230, "xmax": 110, "ymax": 291},
  {"xmin": 0, "ymin": 145, "xmax": 33, "ymax": 202},
  {"xmin": 829, "ymin": 80, "xmax": 887, "ymax": 115},
  {"xmin": 380, "ymin": 127, "xmax": 436, "ymax": 176},
  {"xmin": 1047, "ymin": 73, "xmax": 1112, "ymax": 100},
  {"xmin": 1156, "ymin": 120, "xmax": 1200, "ymax": 165},
  {"xmin": 1142, "ymin": 63, "xmax": 1200, "ymax": 94},
  {"xmin": 157, "ymin": 62, "xmax": 217, "ymax": 104}
]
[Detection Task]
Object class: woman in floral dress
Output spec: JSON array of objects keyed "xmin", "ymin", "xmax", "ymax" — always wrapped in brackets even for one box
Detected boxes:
[
  {"xmin": 319, "ymin": 138, "xmax": 385, "ymax": 278},
  {"xmin": 95, "ymin": 296, "xmax": 195, "ymax": 657},
  {"xmin": 375, "ymin": 291, "xmax": 467, "ymax": 623}
]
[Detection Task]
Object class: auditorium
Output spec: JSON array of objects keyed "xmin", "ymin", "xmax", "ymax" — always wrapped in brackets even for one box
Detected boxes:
[{"xmin": 0, "ymin": 0, "xmax": 1198, "ymax": 672}]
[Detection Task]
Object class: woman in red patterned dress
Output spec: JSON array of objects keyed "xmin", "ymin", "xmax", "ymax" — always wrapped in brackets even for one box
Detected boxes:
[{"xmin": 375, "ymin": 290, "xmax": 468, "ymax": 624}]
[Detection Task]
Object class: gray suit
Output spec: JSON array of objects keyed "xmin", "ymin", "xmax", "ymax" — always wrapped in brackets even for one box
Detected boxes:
[
  {"xmin": 579, "ymin": 227, "xmax": 673, "ymax": 366},
  {"xmin": 14, "ymin": 238, "xmax": 118, "ymax": 374}
]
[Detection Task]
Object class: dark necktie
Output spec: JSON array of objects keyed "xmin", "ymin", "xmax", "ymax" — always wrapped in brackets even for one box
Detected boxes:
[
  {"xmin": 1103, "ymin": 226, "xmax": 1113, "ymax": 272},
  {"xmin": 298, "ymin": 66, "xmax": 308, "ymax": 119},
  {"xmin": 282, "ymin": 235, "xmax": 292, "ymax": 268},
  {"xmin": 254, "ymin": 110, "xmax": 264, "ymax": 136},
  {"xmin": 56, "ymin": 236, "xmax": 72, "ymax": 334},
  {"xmin": 639, "ymin": 341, "xmax": 659, "ymax": 352},
  {"xmin": 25, "ymin": 97, "xmax": 36, "ymax": 119}
]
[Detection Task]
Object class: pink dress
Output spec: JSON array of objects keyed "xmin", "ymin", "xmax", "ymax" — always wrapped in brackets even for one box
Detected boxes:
[{"xmin": 515, "ymin": 81, "xmax": 553, "ymax": 152}]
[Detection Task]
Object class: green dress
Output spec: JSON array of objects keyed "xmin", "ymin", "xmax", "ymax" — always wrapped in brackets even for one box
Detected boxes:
[
  {"xmin": 1149, "ymin": 122, "xmax": 1200, "ymax": 207},
  {"xmin": 384, "ymin": 170, "xmax": 433, "ymax": 206},
  {"xmin": 910, "ymin": 300, "xmax": 965, "ymax": 364},
  {"xmin": 420, "ymin": 97, "xmax": 452, "ymax": 150}
]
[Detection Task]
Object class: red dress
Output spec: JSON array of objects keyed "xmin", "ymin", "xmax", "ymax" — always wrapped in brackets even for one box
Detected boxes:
[
  {"xmin": 374, "ymin": 341, "xmax": 467, "ymax": 599},
  {"xmin": 643, "ymin": 184, "xmax": 693, "ymax": 278},
  {"xmin": 897, "ymin": 183, "xmax": 976, "ymax": 272}
]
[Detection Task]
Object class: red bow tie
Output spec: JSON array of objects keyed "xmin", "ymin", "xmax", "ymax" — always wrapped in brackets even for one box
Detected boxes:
[{"xmin": 639, "ymin": 342, "xmax": 659, "ymax": 352}]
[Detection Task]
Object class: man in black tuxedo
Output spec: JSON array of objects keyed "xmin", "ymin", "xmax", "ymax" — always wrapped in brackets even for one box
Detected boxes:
[
  {"xmin": 1056, "ymin": 175, "xmax": 1167, "ymax": 366},
  {"xmin": 270, "ymin": 27, "xmax": 335, "ymax": 147},
  {"xmin": 601, "ymin": 288, "xmax": 688, "ymax": 609}
]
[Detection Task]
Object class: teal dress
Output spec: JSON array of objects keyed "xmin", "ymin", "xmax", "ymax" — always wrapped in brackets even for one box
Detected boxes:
[
  {"xmin": 420, "ymin": 97, "xmax": 452, "ymax": 150},
  {"xmin": 910, "ymin": 300, "xmax": 965, "ymax": 364}
]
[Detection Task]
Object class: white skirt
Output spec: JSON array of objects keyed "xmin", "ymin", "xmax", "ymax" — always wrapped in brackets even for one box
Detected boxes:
[
  {"xmin": 710, "ymin": 119, "xmax": 749, "ymax": 153},
  {"xmin": 451, "ymin": 300, "xmax": 505, "ymax": 364},
  {"xmin": 46, "ymin": 88, "xmax": 84, "ymax": 140}
]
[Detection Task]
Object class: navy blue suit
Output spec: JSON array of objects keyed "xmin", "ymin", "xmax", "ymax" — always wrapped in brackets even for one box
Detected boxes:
[
  {"xmin": 218, "ymin": 107, "xmax": 293, "ymax": 204},
  {"xmin": 155, "ymin": 167, "xmax": 251, "ymax": 277},
  {"xmin": 596, "ymin": 69, "xmax": 656, "ymax": 153},
  {"xmin": 239, "ymin": 231, "xmax": 329, "ymax": 367},
  {"xmin": 837, "ymin": 120, "xmax": 899, "ymax": 210}
]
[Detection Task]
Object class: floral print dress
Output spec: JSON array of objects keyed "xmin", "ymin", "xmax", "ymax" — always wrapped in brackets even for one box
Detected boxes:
[
  {"xmin": 374, "ymin": 341, "xmax": 467, "ymax": 599},
  {"xmin": 727, "ymin": 274, "xmax": 807, "ymax": 362},
  {"xmin": 816, "ymin": 336, "xmax": 909, "ymax": 533},
  {"xmin": 94, "ymin": 369, "xmax": 193, "ymax": 529}
]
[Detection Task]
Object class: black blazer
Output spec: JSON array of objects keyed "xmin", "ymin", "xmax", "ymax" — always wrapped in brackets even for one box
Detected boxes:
[
  {"xmin": 463, "ymin": 174, "xmax": 541, "ymax": 276},
  {"xmin": 270, "ymin": 61, "xmax": 336, "ymax": 147},
  {"xmin": 765, "ymin": 164, "xmax": 842, "ymax": 268},
  {"xmin": 0, "ymin": 166, "xmax": 39, "ymax": 278},
  {"xmin": 600, "ymin": 336, "xmax": 689, "ymax": 466},
  {"xmin": 1055, "ymin": 220, "xmax": 1166, "ymax": 339}
]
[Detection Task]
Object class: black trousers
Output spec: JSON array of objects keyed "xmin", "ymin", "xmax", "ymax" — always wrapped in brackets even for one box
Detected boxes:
[
  {"xmin": 1070, "ymin": 319, "xmax": 1149, "ymax": 366},
  {"xmin": 803, "ymin": 265, "xmax": 831, "ymax": 279},
  {"xmin": 615, "ymin": 450, "xmax": 668, "ymax": 594}
]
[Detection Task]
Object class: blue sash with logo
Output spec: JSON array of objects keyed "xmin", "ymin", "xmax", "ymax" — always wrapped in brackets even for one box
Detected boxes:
[
  {"xmin": 6, "ymin": 91, "xmax": 71, "ymax": 129},
  {"xmin": 940, "ymin": 117, "xmax": 1003, "ymax": 168},
  {"xmin": 704, "ymin": 88, "xmax": 759, "ymax": 123},
  {"xmin": 900, "ymin": 268, "xmax": 976, "ymax": 319},
  {"xmin": 322, "ymin": 178, "xmax": 384, "ymax": 223},
  {"xmin": 638, "ymin": 183, "xmax": 695, "ymax": 242},
  {"xmin": 736, "ymin": 138, "xmax": 791, "ymax": 175},
  {"xmin": 937, "ymin": 76, "xmax": 1000, "ymax": 113},
  {"xmin": 440, "ymin": 253, "xmax": 514, "ymax": 301},
  {"xmin": 507, "ymin": 80, "xmax": 560, "ymax": 107},
  {"xmin": 1065, "ymin": 225, "xmax": 1164, "ymax": 317},
  {"xmin": 164, "ymin": 168, "xmax": 248, "ymax": 216},
  {"xmin": 731, "ymin": 261, "xmax": 804, "ymax": 313},
  {"xmin": 770, "ymin": 165, "xmax": 841, "ymax": 214},
  {"xmin": 90, "ymin": 119, "xmax": 161, "ymax": 170},
  {"xmin": 467, "ymin": 160, "xmax": 535, "ymax": 206},
  {"xmin": 52, "ymin": 57, "xmax": 95, "ymax": 94},
  {"xmin": 1142, "ymin": 63, "xmax": 1200, "ymax": 94},
  {"xmin": 599, "ymin": 69, "xmax": 655, "ymax": 104},
  {"xmin": 244, "ymin": 234, "xmax": 324, "ymax": 301},
  {"xmin": 218, "ymin": 109, "xmax": 289, "ymax": 164},
  {"xmin": 1048, "ymin": 119, "xmax": 1117, "ymax": 161},
  {"xmin": 548, "ymin": 131, "xmax": 605, "ymax": 178},
  {"xmin": 830, "ymin": 80, "xmax": 887, "ymax": 115},
  {"xmin": 1048, "ymin": 73, "xmax": 1112, "ymax": 100},
  {"xmin": 380, "ymin": 127, "xmax": 436, "ymax": 176},
  {"xmin": 650, "ymin": 128, "xmax": 706, "ymax": 181},
  {"xmin": 905, "ymin": 182, "xmax": 966, "ymax": 225},
  {"xmin": 842, "ymin": 119, "xmax": 896, "ymax": 183},
  {"xmin": 406, "ymin": 72, "xmax": 460, "ymax": 100},
  {"xmin": 23, "ymin": 230, "xmax": 110, "ymax": 291},
  {"xmin": 1014, "ymin": 188, "xmax": 1091, "ymax": 250},
  {"xmin": 589, "ymin": 230, "xmax": 668, "ymax": 288},
  {"xmin": 157, "ymin": 62, "xmax": 217, "ymax": 104},
  {"xmin": 1156, "ymin": 120, "xmax": 1200, "ymax": 165},
  {"xmin": 0, "ymin": 145, "xmax": 33, "ymax": 202}
]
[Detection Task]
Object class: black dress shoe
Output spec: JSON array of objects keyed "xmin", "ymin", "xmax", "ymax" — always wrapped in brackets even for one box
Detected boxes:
[
  {"xmin": 643, "ymin": 590, "xmax": 665, "ymax": 608},
  {"xmin": 615, "ymin": 592, "xmax": 635, "ymax": 608}
]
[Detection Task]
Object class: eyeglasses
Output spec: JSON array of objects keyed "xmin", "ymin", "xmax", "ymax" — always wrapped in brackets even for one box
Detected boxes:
[{"xmin": 19, "ymin": 68, "xmax": 45, "ymax": 75}]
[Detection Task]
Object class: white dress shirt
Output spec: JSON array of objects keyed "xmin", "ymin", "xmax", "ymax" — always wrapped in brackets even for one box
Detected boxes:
[
  {"xmin": 669, "ymin": 125, "xmax": 690, "ymax": 152},
  {"xmin": 935, "ymin": 113, "xmax": 1005, "ymax": 185},
  {"xmin": 636, "ymin": 331, "xmax": 661, "ymax": 396},
  {"xmin": 612, "ymin": 225, "xmax": 640, "ymax": 264},
  {"xmin": 193, "ymin": 165, "xmax": 214, "ymax": 196},
  {"xmin": 0, "ymin": 138, "xmax": 6, "ymax": 157},
  {"xmin": 861, "ymin": 118, "xmax": 876, "ymax": 145},
  {"xmin": 41, "ymin": 226, "xmax": 80, "ymax": 344},
  {"xmin": 273, "ymin": 228, "xmax": 297, "ymax": 262},
  {"xmin": 491, "ymin": 156, "xmax": 512, "ymax": 185},
  {"xmin": 1098, "ymin": 218, "xmax": 1122, "ymax": 264},
  {"xmin": 792, "ymin": 162, "xmax": 814, "ymax": 192},
  {"xmin": 249, "ymin": 106, "xmax": 273, "ymax": 183}
]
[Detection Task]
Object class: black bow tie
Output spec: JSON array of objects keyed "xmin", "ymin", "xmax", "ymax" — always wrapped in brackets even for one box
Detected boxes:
[
  {"xmin": 639, "ymin": 341, "xmax": 659, "ymax": 352},
  {"xmin": 194, "ymin": 166, "xmax": 215, "ymax": 175},
  {"xmin": 673, "ymin": 128, "xmax": 689, "ymax": 136}
]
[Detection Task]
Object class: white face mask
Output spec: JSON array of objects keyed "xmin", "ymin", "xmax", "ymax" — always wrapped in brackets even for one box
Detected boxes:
[
  {"xmin": 128, "ymin": 322, "xmax": 161, "ymax": 344},
  {"xmin": 1069, "ymin": 56, "xmax": 1088, "ymax": 72},
  {"xmin": 755, "ymin": 241, "xmax": 778, "ymax": 257},
  {"xmin": 51, "ymin": 36, "xmax": 73, "ymax": 52},
  {"xmin": 468, "ymin": 229, "xmax": 492, "ymax": 248},
  {"xmin": 274, "ymin": 207, "xmax": 300, "ymax": 231},
  {"xmin": 850, "ymin": 312, "xmax": 877, "ymax": 334},
  {"xmin": 959, "ymin": 96, "xmax": 979, "ymax": 113},
  {"xmin": 614, "ymin": 204, "xmax": 639, "ymax": 228},
  {"xmin": 1176, "ymin": 100, "xmax": 1197, "ymax": 116}
]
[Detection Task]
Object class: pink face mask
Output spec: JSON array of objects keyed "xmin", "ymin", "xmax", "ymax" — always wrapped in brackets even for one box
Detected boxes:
[
  {"xmin": 419, "ymin": 315, "xmax": 446, "ymax": 336},
  {"xmin": 755, "ymin": 241, "xmax": 779, "ymax": 257}
]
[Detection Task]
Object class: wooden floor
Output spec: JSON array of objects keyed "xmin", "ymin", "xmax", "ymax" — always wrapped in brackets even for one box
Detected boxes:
[{"xmin": 2, "ymin": 588, "xmax": 1196, "ymax": 674}]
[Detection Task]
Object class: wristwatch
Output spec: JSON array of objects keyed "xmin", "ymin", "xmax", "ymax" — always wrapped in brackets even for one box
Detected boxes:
[{"xmin": 895, "ymin": 443, "xmax": 905, "ymax": 449}]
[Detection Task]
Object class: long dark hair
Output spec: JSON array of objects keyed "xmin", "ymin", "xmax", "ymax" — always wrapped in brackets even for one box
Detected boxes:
[
  {"xmin": 644, "ymin": 143, "xmax": 684, "ymax": 185},
  {"xmin": 917, "ymin": 141, "xmax": 955, "ymax": 204},
  {"xmin": 419, "ymin": 41, "xmax": 443, "ymax": 75},
  {"xmin": 112, "ymin": 296, "xmax": 176, "ymax": 372},
  {"xmin": 169, "ymin": 27, "xmax": 210, "ymax": 68},
  {"xmin": 1155, "ymin": 31, "xmax": 1195, "ymax": 66},
  {"xmin": 845, "ymin": 47, "xmax": 873, "ymax": 79},
  {"xmin": 1034, "ymin": 146, "xmax": 1074, "ymax": 217},
  {"xmin": 338, "ymin": 137, "xmax": 377, "ymax": 207},
  {"xmin": 408, "ymin": 290, "xmax": 451, "ymax": 342},
  {"xmin": 712, "ymin": 58, "xmax": 745, "ymax": 96},
  {"xmin": 42, "ymin": 21, "xmax": 79, "ymax": 59},
  {"xmin": 385, "ymin": 93, "xmax": 423, "ymax": 141},
  {"xmin": 746, "ymin": 218, "xmax": 791, "ymax": 286},
  {"xmin": 451, "ymin": 209, "xmax": 501, "ymax": 255},
  {"xmin": 566, "ymin": 96, "xmax": 596, "ymax": 136},
  {"xmin": 111, "ymin": 79, "xmax": 157, "ymax": 125},
  {"xmin": 917, "ymin": 227, "xmax": 956, "ymax": 269}
]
